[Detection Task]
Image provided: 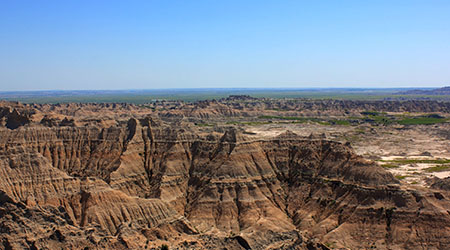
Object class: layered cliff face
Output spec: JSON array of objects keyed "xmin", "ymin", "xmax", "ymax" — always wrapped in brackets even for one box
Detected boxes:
[
  {"xmin": 156, "ymin": 99, "xmax": 450, "ymax": 118},
  {"xmin": 0, "ymin": 109, "xmax": 450, "ymax": 249}
]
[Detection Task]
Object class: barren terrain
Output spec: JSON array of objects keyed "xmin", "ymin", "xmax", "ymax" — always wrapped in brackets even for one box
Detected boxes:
[{"xmin": 0, "ymin": 97, "xmax": 449, "ymax": 250}]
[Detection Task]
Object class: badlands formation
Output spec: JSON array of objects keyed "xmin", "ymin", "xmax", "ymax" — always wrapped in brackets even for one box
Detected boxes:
[{"xmin": 0, "ymin": 98, "xmax": 450, "ymax": 250}]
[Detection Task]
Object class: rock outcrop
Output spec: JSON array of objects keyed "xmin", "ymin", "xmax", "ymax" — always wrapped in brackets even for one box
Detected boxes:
[
  {"xmin": 430, "ymin": 177, "xmax": 450, "ymax": 191},
  {"xmin": 0, "ymin": 101, "xmax": 449, "ymax": 249},
  {"xmin": 0, "ymin": 107, "xmax": 31, "ymax": 129}
]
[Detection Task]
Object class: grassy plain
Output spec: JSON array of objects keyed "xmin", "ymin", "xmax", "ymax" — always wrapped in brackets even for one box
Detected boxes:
[{"xmin": 1, "ymin": 88, "xmax": 448, "ymax": 104}]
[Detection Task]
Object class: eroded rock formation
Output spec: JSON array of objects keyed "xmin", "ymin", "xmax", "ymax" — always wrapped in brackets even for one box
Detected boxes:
[{"xmin": 0, "ymin": 101, "xmax": 449, "ymax": 250}]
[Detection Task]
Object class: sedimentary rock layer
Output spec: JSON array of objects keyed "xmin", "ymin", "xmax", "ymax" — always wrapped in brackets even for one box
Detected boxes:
[{"xmin": 0, "ymin": 101, "xmax": 449, "ymax": 249}]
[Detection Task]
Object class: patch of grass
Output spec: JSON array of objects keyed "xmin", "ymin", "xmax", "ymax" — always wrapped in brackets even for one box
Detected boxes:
[
  {"xmin": 330, "ymin": 119, "xmax": 352, "ymax": 126},
  {"xmin": 397, "ymin": 117, "xmax": 448, "ymax": 125},
  {"xmin": 367, "ymin": 115, "xmax": 395, "ymax": 125},
  {"xmin": 195, "ymin": 123, "xmax": 213, "ymax": 127},
  {"xmin": 395, "ymin": 175, "xmax": 409, "ymax": 180},
  {"xmin": 381, "ymin": 163, "xmax": 399, "ymax": 169},
  {"xmin": 356, "ymin": 112, "xmax": 448, "ymax": 126},
  {"xmin": 381, "ymin": 158, "xmax": 450, "ymax": 164},
  {"xmin": 258, "ymin": 115, "xmax": 333, "ymax": 125},
  {"xmin": 423, "ymin": 165, "xmax": 450, "ymax": 173},
  {"xmin": 243, "ymin": 121, "xmax": 272, "ymax": 126},
  {"xmin": 410, "ymin": 181, "xmax": 419, "ymax": 184},
  {"xmin": 257, "ymin": 113, "xmax": 446, "ymax": 127}
]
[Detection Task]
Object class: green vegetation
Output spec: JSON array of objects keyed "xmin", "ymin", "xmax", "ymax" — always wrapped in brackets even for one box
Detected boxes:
[
  {"xmin": 330, "ymin": 119, "xmax": 351, "ymax": 126},
  {"xmin": 195, "ymin": 123, "xmax": 214, "ymax": 127},
  {"xmin": 395, "ymin": 175, "xmax": 409, "ymax": 180},
  {"xmin": 361, "ymin": 113, "xmax": 394, "ymax": 125},
  {"xmin": 2, "ymin": 88, "xmax": 449, "ymax": 104},
  {"xmin": 423, "ymin": 165, "xmax": 450, "ymax": 173},
  {"xmin": 381, "ymin": 163, "xmax": 399, "ymax": 169},
  {"xmin": 0, "ymin": 89, "xmax": 420, "ymax": 104},
  {"xmin": 259, "ymin": 112, "xmax": 448, "ymax": 127},
  {"xmin": 397, "ymin": 117, "xmax": 448, "ymax": 125},
  {"xmin": 352, "ymin": 112, "xmax": 449, "ymax": 126},
  {"xmin": 381, "ymin": 158, "xmax": 450, "ymax": 164},
  {"xmin": 258, "ymin": 115, "xmax": 333, "ymax": 125}
]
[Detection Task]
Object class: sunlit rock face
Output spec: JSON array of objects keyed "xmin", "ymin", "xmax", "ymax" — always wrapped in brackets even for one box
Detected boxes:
[{"xmin": 0, "ymin": 101, "xmax": 449, "ymax": 250}]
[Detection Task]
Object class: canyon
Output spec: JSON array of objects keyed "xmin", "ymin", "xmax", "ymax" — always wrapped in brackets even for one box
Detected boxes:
[{"xmin": 0, "ymin": 98, "xmax": 449, "ymax": 250}]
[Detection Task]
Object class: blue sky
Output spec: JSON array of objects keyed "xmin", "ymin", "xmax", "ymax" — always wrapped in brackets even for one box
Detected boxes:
[{"xmin": 1, "ymin": 0, "xmax": 449, "ymax": 91}]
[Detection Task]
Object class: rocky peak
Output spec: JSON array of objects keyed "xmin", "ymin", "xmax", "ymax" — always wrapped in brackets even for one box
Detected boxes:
[
  {"xmin": 4, "ymin": 108, "xmax": 31, "ymax": 129},
  {"xmin": 275, "ymin": 130, "xmax": 301, "ymax": 140}
]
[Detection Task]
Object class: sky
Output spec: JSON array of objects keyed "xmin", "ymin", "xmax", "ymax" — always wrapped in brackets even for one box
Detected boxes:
[{"xmin": 0, "ymin": 0, "xmax": 449, "ymax": 91}]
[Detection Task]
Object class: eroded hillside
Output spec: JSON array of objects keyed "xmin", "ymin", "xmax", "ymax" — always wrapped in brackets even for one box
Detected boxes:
[{"xmin": 0, "ymin": 99, "xmax": 449, "ymax": 250}]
